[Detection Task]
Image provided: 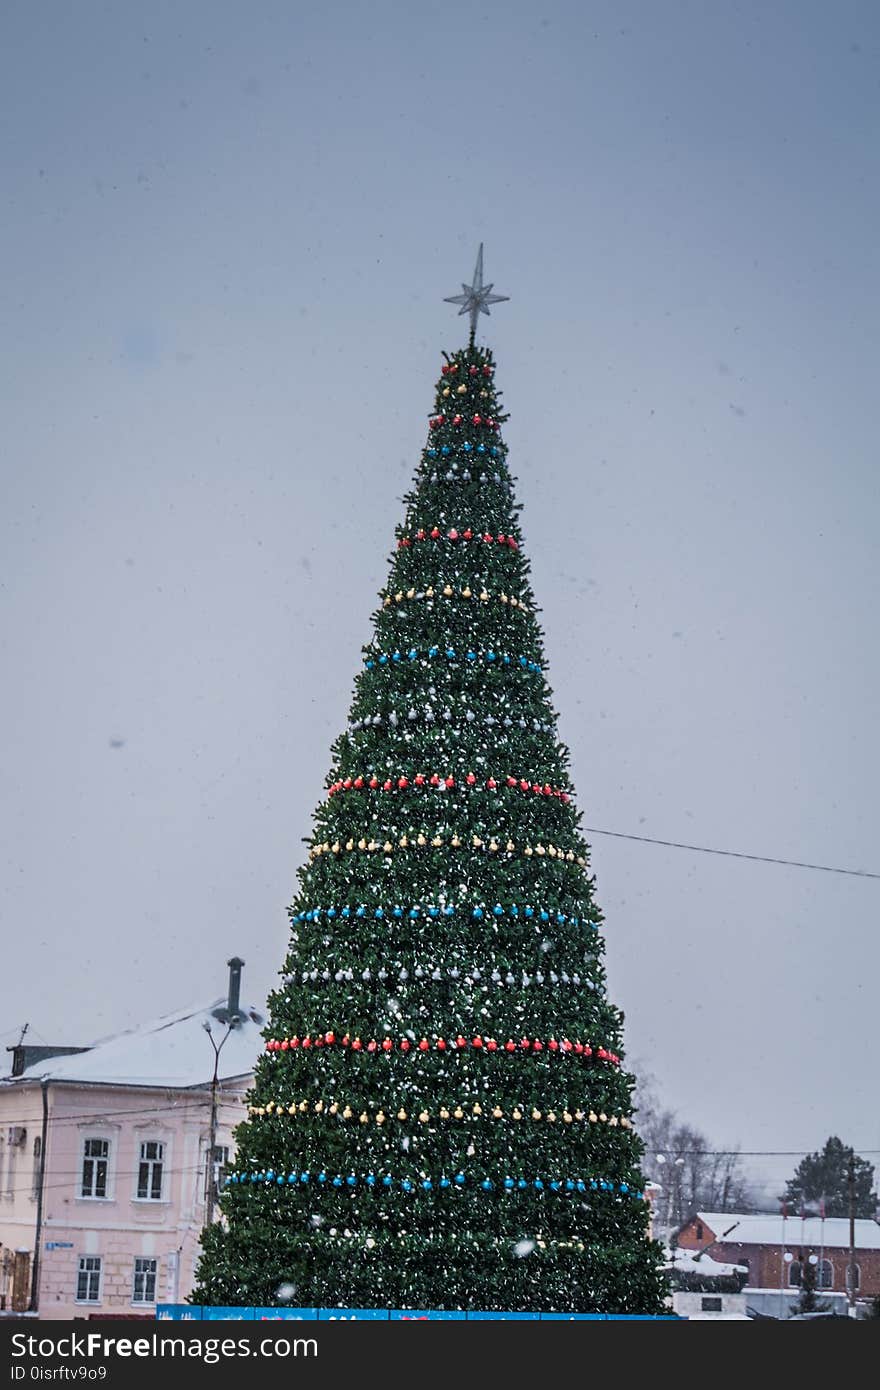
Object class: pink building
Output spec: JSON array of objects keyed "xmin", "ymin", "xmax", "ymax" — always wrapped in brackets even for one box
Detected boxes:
[{"xmin": 0, "ymin": 959, "xmax": 262, "ymax": 1318}]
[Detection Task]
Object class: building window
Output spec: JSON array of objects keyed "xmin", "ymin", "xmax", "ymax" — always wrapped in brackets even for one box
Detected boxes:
[
  {"xmin": 211, "ymin": 1145, "xmax": 230, "ymax": 1191},
  {"xmin": 137, "ymin": 1141, "xmax": 165, "ymax": 1200},
  {"xmin": 31, "ymin": 1137, "xmax": 42, "ymax": 1200},
  {"xmin": 818, "ymin": 1259, "xmax": 833, "ymax": 1290},
  {"xmin": 846, "ymin": 1262, "xmax": 860, "ymax": 1292},
  {"xmin": 132, "ymin": 1257, "xmax": 157, "ymax": 1305},
  {"xmin": 788, "ymin": 1260, "xmax": 802, "ymax": 1287},
  {"xmin": 700, "ymin": 1296, "xmax": 723, "ymax": 1312},
  {"xmin": 76, "ymin": 1256, "xmax": 102, "ymax": 1303},
  {"xmin": 695, "ymin": 1221, "xmax": 703, "ymax": 1240},
  {"xmin": 3, "ymin": 1128, "xmax": 26, "ymax": 1197},
  {"xmin": 80, "ymin": 1138, "xmax": 110, "ymax": 1199}
]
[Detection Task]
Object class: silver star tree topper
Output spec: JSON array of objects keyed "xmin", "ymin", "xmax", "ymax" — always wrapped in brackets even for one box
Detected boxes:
[{"xmin": 443, "ymin": 243, "xmax": 509, "ymax": 340}]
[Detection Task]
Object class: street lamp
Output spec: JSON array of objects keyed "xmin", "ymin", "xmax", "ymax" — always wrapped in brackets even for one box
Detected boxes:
[{"xmin": 202, "ymin": 1018, "xmax": 233, "ymax": 1222}]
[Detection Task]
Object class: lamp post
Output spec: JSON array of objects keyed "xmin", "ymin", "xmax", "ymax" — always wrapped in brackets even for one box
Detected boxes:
[{"xmin": 202, "ymin": 1019, "xmax": 233, "ymax": 1222}]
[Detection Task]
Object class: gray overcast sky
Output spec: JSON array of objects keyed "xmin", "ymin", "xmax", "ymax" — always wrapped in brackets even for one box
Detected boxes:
[{"xmin": 2, "ymin": 0, "xmax": 878, "ymax": 1202}]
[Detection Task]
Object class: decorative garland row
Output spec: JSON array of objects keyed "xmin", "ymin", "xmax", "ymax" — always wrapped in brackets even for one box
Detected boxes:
[
  {"xmin": 286, "ymin": 965, "xmax": 594, "ymax": 988},
  {"xmin": 397, "ymin": 528, "xmax": 517, "ymax": 549},
  {"xmin": 428, "ymin": 413, "xmax": 500, "ymax": 431},
  {"xmin": 226, "ymin": 1170, "xmax": 642, "ymax": 1199},
  {"xmin": 291, "ymin": 903, "xmax": 593, "ymax": 928},
  {"xmin": 382, "ymin": 585, "xmax": 530, "ymax": 611},
  {"xmin": 326, "ymin": 774, "xmax": 570, "ymax": 801},
  {"xmin": 308, "ymin": 834, "xmax": 586, "ymax": 864},
  {"xmin": 363, "ymin": 647, "xmax": 541, "ymax": 674},
  {"xmin": 347, "ymin": 710, "xmax": 554, "ymax": 735},
  {"xmin": 425, "ymin": 466, "xmax": 507, "ymax": 482},
  {"xmin": 439, "ymin": 362, "xmax": 494, "ymax": 378},
  {"xmin": 249, "ymin": 1099, "xmax": 630, "ymax": 1126},
  {"xmin": 265, "ymin": 1034, "xmax": 620, "ymax": 1064}
]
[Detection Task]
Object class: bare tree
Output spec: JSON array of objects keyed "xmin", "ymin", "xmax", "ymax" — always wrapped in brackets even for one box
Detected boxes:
[{"xmin": 633, "ymin": 1074, "xmax": 755, "ymax": 1241}]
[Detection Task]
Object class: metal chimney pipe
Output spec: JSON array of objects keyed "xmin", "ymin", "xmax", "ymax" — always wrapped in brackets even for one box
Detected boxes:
[{"xmin": 226, "ymin": 957, "xmax": 244, "ymax": 1025}]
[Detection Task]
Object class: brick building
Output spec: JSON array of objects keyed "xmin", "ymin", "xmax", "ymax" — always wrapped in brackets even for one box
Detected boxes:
[{"xmin": 675, "ymin": 1210, "xmax": 880, "ymax": 1317}]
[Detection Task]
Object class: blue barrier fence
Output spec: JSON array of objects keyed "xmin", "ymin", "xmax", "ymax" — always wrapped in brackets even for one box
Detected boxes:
[{"xmin": 157, "ymin": 1305, "xmax": 680, "ymax": 1321}]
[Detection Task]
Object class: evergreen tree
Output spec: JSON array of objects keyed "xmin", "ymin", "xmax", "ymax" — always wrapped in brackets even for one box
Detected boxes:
[
  {"xmin": 792, "ymin": 1254, "xmax": 827, "ymax": 1316},
  {"xmin": 193, "ymin": 334, "xmax": 668, "ymax": 1314},
  {"xmin": 783, "ymin": 1138, "xmax": 876, "ymax": 1220}
]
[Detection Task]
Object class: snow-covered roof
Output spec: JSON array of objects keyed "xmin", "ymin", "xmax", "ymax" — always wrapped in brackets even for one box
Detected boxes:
[
  {"xmin": 669, "ymin": 1248, "xmax": 747, "ymax": 1278},
  {"xmin": 2, "ymin": 998, "xmax": 265, "ymax": 1090},
  {"xmin": 693, "ymin": 1212, "xmax": 880, "ymax": 1251}
]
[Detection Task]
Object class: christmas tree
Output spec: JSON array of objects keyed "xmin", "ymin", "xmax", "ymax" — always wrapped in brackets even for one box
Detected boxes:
[{"xmin": 193, "ymin": 250, "xmax": 668, "ymax": 1314}]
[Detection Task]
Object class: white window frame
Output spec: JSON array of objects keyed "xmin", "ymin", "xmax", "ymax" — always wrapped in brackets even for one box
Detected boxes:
[
  {"xmin": 135, "ymin": 1139, "xmax": 166, "ymax": 1202},
  {"xmin": 818, "ymin": 1258, "xmax": 834, "ymax": 1290},
  {"xmin": 79, "ymin": 1135, "xmax": 112, "ymax": 1201},
  {"xmin": 75, "ymin": 1255, "xmax": 102, "ymax": 1305},
  {"xmin": 211, "ymin": 1143, "xmax": 230, "ymax": 1192},
  {"xmin": 132, "ymin": 1256, "xmax": 158, "ymax": 1305}
]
